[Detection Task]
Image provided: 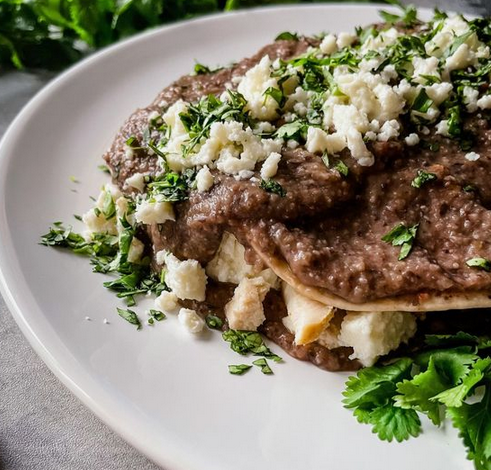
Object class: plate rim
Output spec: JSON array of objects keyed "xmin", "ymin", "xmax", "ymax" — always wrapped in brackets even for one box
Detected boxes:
[{"xmin": 0, "ymin": 4, "xmax": 430, "ymax": 469}]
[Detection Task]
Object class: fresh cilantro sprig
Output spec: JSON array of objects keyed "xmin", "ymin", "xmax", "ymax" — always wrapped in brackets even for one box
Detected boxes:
[
  {"xmin": 260, "ymin": 178, "xmax": 286, "ymax": 197},
  {"xmin": 223, "ymin": 330, "xmax": 282, "ymax": 362},
  {"xmin": 344, "ymin": 333, "xmax": 491, "ymax": 469}
]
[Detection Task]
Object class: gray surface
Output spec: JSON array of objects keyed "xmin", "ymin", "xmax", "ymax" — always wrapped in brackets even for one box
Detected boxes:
[
  {"xmin": 0, "ymin": 72, "xmax": 160, "ymax": 470},
  {"xmin": 0, "ymin": 1, "xmax": 489, "ymax": 468}
]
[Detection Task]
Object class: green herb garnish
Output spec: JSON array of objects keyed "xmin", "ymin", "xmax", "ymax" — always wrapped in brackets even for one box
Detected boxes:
[
  {"xmin": 206, "ymin": 314, "xmax": 224, "ymax": 330},
  {"xmin": 382, "ymin": 223, "xmax": 419, "ymax": 260},
  {"xmin": 466, "ymin": 258, "xmax": 491, "ymax": 272},
  {"xmin": 149, "ymin": 309, "xmax": 166, "ymax": 322},
  {"xmin": 228, "ymin": 364, "xmax": 252, "ymax": 375},
  {"xmin": 116, "ymin": 308, "xmax": 142, "ymax": 330},
  {"xmin": 275, "ymin": 31, "xmax": 298, "ymax": 41},
  {"xmin": 260, "ymin": 179, "xmax": 286, "ymax": 197},
  {"xmin": 411, "ymin": 170, "xmax": 437, "ymax": 188},
  {"xmin": 222, "ymin": 330, "xmax": 282, "ymax": 362},
  {"xmin": 252, "ymin": 358, "xmax": 273, "ymax": 375}
]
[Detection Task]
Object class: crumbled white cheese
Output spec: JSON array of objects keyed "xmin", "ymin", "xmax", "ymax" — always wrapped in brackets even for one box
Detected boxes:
[
  {"xmin": 196, "ymin": 166, "xmax": 214, "ymax": 192},
  {"xmin": 206, "ymin": 232, "xmax": 279, "ymax": 288},
  {"xmin": 282, "ymin": 283, "xmax": 334, "ymax": 345},
  {"xmin": 237, "ymin": 55, "xmax": 279, "ymax": 121},
  {"xmin": 377, "ymin": 119, "xmax": 400, "ymax": 142},
  {"xmin": 319, "ymin": 34, "xmax": 337, "ymax": 55},
  {"xmin": 127, "ymin": 237, "xmax": 144, "ymax": 263},
  {"xmin": 155, "ymin": 291, "xmax": 179, "ymax": 312},
  {"xmin": 125, "ymin": 172, "xmax": 146, "ymax": 192},
  {"xmin": 178, "ymin": 308, "xmax": 205, "ymax": 334},
  {"xmin": 338, "ymin": 311, "xmax": 417, "ymax": 366},
  {"xmin": 361, "ymin": 27, "xmax": 400, "ymax": 52},
  {"xmin": 412, "ymin": 56, "xmax": 440, "ymax": 85},
  {"xmin": 346, "ymin": 128, "xmax": 374, "ymax": 166},
  {"xmin": 317, "ymin": 310, "xmax": 417, "ymax": 367},
  {"xmin": 135, "ymin": 199, "xmax": 175, "ymax": 225},
  {"xmin": 260, "ymin": 152, "xmax": 282, "ymax": 179},
  {"xmin": 477, "ymin": 95, "xmax": 491, "ymax": 110},
  {"xmin": 82, "ymin": 208, "xmax": 117, "ymax": 238},
  {"xmin": 426, "ymin": 15, "xmax": 472, "ymax": 57},
  {"xmin": 160, "ymin": 101, "xmax": 189, "ymax": 171},
  {"xmin": 336, "ymin": 32, "xmax": 357, "ymax": 49},
  {"xmin": 463, "ymin": 86, "xmax": 479, "ymax": 113},
  {"xmin": 444, "ymin": 43, "xmax": 475, "ymax": 76},
  {"xmin": 305, "ymin": 127, "xmax": 345, "ymax": 155},
  {"xmin": 435, "ymin": 119, "xmax": 451, "ymax": 137},
  {"xmin": 161, "ymin": 251, "xmax": 207, "ymax": 301},
  {"xmin": 405, "ymin": 133, "xmax": 420, "ymax": 146},
  {"xmin": 224, "ymin": 277, "xmax": 270, "ymax": 331},
  {"xmin": 465, "ymin": 151, "xmax": 481, "ymax": 161}
]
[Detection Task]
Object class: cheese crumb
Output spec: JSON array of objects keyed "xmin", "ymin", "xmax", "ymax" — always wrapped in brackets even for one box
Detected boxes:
[
  {"xmin": 260, "ymin": 152, "xmax": 282, "ymax": 179},
  {"xmin": 178, "ymin": 308, "xmax": 205, "ymax": 334},
  {"xmin": 161, "ymin": 251, "xmax": 207, "ymax": 301},
  {"xmin": 477, "ymin": 95, "xmax": 491, "ymax": 110},
  {"xmin": 196, "ymin": 166, "xmax": 214, "ymax": 192},
  {"xmin": 465, "ymin": 152, "xmax": 480, "ymax": 161},
  {"xmin": 320, "ymin": 34, "xmax": 337, "ymax": 55},
  {"xmin": 125, "ymin": 172, "xmax": 146, "ymax": 192},
  {"xmin": 435, "ymin": 119, "xmax": 450, "ymax": 137},
  {"xmin": 224, "ymin": 277, "xmax": 270, "ymax": 331},
  {"xmin": 155, "ymin": 291, "xmax": 179, "ymax": 312},
  {"xmin": 405, "ymin": 133, "xmax": 420, "ymax": 146},
  {"xmin": 135, "ymin": 200, "xmax": 175, "ymax": 225}
]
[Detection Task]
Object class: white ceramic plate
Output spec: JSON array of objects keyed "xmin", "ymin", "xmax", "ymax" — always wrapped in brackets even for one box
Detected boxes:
[{"xmin": 0, "ymin": 4, "xmax": 474, "ymax": 470}]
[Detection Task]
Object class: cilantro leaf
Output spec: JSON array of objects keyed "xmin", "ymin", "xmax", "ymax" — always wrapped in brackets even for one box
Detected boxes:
[
  {"xmin": 275, "ymin": 31, "xmax": 298, "ymax": 41},
  {"xmin": 228, "ymin": 364, "xmax": 252, "ymax": 375},
  {"xmin": 252, "ymin": 358, "xmax": 273, "ymax": 375},
  {"xmin": 260, "ymin": 179, "xmax": 286, "ymax": 197},
  {"xmin": 447, "ymin": 385, "xmax": 491, "ymax": 469},
  {"xmin": 411, "ymin": 170, "xmax": 437, "ymax": 189},
  {"xmin": 116, "ymin": 307, "xmax": 142, "ymax": 330},
  {"xmin": 381, "ymin": 223, "xmax": 419, "ymax": 260},
  {"xmin": 467, "ymin": 258, "xmax": 491, "ymax": 272},
  {"xmin": 205, "ymin": 314, "xmax": 224, "ymax": 330},
  {"xmin": 222, "ymin": 330, "xmax": 282, "ymax": 362},
  {"xmin": 369, "ymin": 405, "xmax": 421, "ymax": 442}
]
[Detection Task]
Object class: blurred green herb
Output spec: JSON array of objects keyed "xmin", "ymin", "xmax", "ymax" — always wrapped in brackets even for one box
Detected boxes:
[{"xmin": 0, "ymin": 0, "xmax": 372, "ymax": 71}]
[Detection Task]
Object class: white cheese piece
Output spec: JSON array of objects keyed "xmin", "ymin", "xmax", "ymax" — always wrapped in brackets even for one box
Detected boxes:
[
  {"xmin": 160, "ymin": 100, "xmax": 190, "ymax": 171},
  {"xmin": 82, "ymin": 208, "xmax": 117, "ymax": 238},
  {"xmin": 237, "ymin": 55, "xmax": 278, "ymax": 121},
  {"xmin": 463, "ymin": 86, "xmax": 479, "ymax": 113},
  {"xmin": 336, "ymin": 32, "xmax": 357, "ymax": 49},
  {"xmin": 411, "ymin": 56, "xmax": 440, "ymax": 85},
  {"xmin": 178, "ymin": 308, "xmax": 205, "ymax": 334},
  {"xmin": 125, "ymin": 172, "xmax": 146, "ymax": 192},
  {"xmin": 465, "ymin": 152, "xmax": 481, "ymax": 161},
  {"xmin": 305, "ymin": 127, "xmax": 346, "ymax": 155},
  {"xmin": 127, "ymin": 237, "xmax": 144, "ymax": 263},
  {"xmin": 319, "ymin": 34, "xmax": 337, "ymax": 55},
  {"xmin": 206, "ymin": 233, "xmax": 279, "ymax": 288},
  {"xmin": 260, "ymin": 152, "xmax": 282, "ymax": 179},
  {"xmin": 135, "ymin": 199, "xmax": 175, "ymax": 225},
  {"xmin": 435, "ymin": 119, "xmax": 451, "ymax": 137},
  {"xmin": 405, "ymin": 133, "xmax": 420, "ymax": 146},
  {"xmin": 162, "ymin": 251, "xmax": 207, "ymax": 301},
  {"xmin": 346, "ymin": 128, "xmax": 374, "ymax": 166},
  {"xmin": 224, "ymin": 277, "xmax": 269, "ymax": 331},
  {"xmin": 444, "ymin": 43, "xmax": 475, "ymax": 76},
  {"xmin": 337, "ymin": 311, "xmax": 417, "ymax": 367},
  {"xmin": 115, "ymin": 196, "xmax": 135, "ymax": 233},
  {"xmin": 425, "ymin": 82, "xmax": 453, "ymax": 106},
  {"xmin": 282, "ymin": 283, "xmax": 334, "ymax": 345},
  {"xmin": 477, "ymin": 95, "xmax": 491, "ymax": 110},
  {"xmin": 377, "ymin": 119, "xmax": 400, "ymax": 142},
  {"xmin": 361, "ymin": 27, "xmax": 400, "ymax": 52},
  {"xmin": 196, "ymin": 166, "xmax": 214, "ymax": 192},
  {"xmin": 155, "ymin": 291, "xmax": 179, "ymax": 312}
]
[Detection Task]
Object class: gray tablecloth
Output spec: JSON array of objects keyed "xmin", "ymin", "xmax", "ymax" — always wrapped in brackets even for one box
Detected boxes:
[{"xmin": 1, "ymin": 1, "xmax": 490, "ymax": 468}]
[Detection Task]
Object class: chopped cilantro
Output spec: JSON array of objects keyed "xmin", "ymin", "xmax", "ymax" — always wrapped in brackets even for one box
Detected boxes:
[
  {"xmin": 98, "ymin": 164, "xmax": 111, "ymax": 174},
  {"xmin": 206, "ymin": 314, "xmax": 224, "ymax": 330},
  {"xmin": 412, "ymin": 89, "xmax": 434, "ymax": 114},
  {"xmin": 149, "ymin": 309, "xmax": 166, "ymax": 322},
  {"xmin": 260, "ymin": 179, "xmax": 286, "ymax": 197},
  {"xmin": 228, "ymin": 364, "xmax": 252, "ymax": 375},
  {"xmin": 275, "ymin": 120, "xmax": 307, "ymax": 142},
  {"xmin": 379, "ymin": 1, "xmax": 418, "ymax": 26},
  {"xmin": 275, "ymin": 31, "xmax": 298, "ymax": 41},
  {"xmin": 382, "ymin": 223, "xmax": 419, "ymax": 260},
  {"xmin": 193, "ymin": 62, "xmax": 222, "ymax": 75},
  {"xmin": 125, "ymin": 135, "xmax": 138, "ymax": 147},
  {"xmin": 263, "ymin": 86, "xmax": 286, "ymax": 108},
  {"xmin": 147, "ymin": 170, "xmax": 197, "ymax": 203},
  {"xmin": 334, "ymin": 160, "xmax": 349, "ymax": 177},
  {"xmin": 252, "ymin": 358, "xmax": 273, "ymax": 375},
  {"xmin": 466, "ymin": 257, "xmax": 491, "ymax": 272},
  {"xmin": 222, "ymin": 330, "xmax": 282, "ymax": 362},
  {"xmin": 116, "ymin": 308, "xmax": 141, "ymax": 330},
  {"xmin": 411, "ymin": 170, "xmax": 437, "ymax": 188}
]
